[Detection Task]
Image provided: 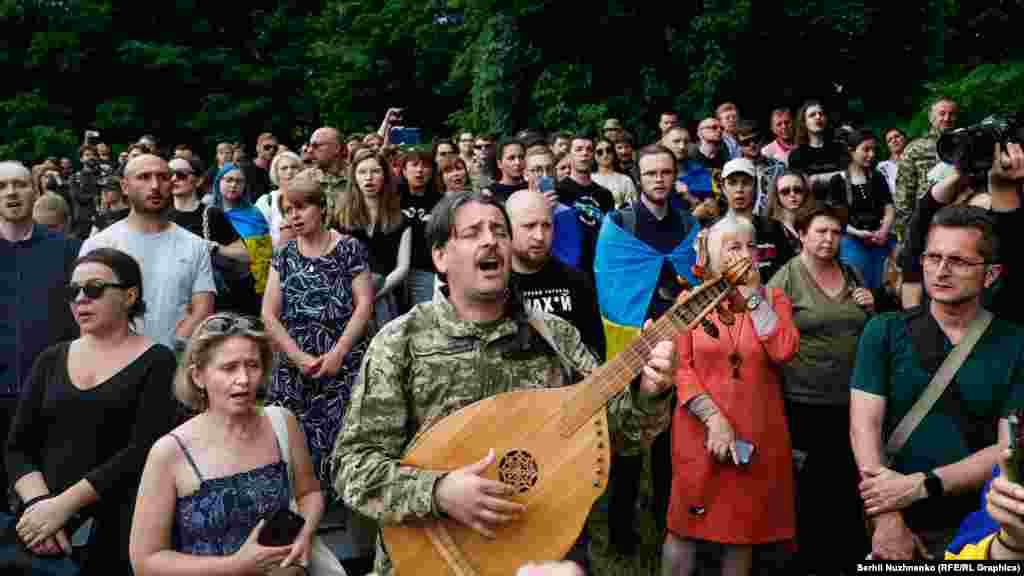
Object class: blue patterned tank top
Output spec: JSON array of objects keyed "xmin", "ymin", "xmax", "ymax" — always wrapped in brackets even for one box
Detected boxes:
[{"xmin": 170, "ymin": 430, "xmax": 291, "ymax": 556}]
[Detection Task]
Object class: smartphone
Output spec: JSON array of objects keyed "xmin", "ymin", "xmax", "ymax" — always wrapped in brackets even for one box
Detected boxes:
[
  {"xmin": 734, "ymin": 439, "xmax": 755, "ymax": 467},
  {"xmin": 539, "ymin": 175, "xmax": 555, "ymax": 194},
  {"xmin": 390, "ymin": 127, "xmax": 421, "ymax": 146},
  {"xmin": 84, "ymin": 130, "xmax": 100, "ymax": 145},
  {"xmin": 1008, "ymin": 411, "xmax": 1024, "ymax": 484},
  {"xmin": 258, "ymin": 508, "xmax": 306, "ymax": 547}
]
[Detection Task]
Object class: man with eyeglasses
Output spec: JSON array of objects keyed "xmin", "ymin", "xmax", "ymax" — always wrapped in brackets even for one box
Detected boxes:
[
  {"xmin": 735, "ymin": 121, "xmax": 786, "ymax": 217},
  {"xmin": 471, "ymin": 134, "xmax": 498, "ymax": 193},
  {"xmin": 296, "ymin": 126, "xmax": 347, "ymax": 226},
  {"xmin": 594, "ymin": 144, "xmax": 700, "ymax": 555},
  {"xmin": 851, "ymin": 204, "xmax": 1024, "ymax": 561},
  {"xmin": 1, "ymin": 161, "xmax": 82, "ymax": 505},
  {"xmin": 254, "ymin": 132, "xmax": 278, "ymax": 171},
  {"xmin": 81, "ymin": 154, "xmax": 215, "ymax": 353},
  {"xmin": 695, "ymin": 117, "xmax": 727, "ymax": 172}
]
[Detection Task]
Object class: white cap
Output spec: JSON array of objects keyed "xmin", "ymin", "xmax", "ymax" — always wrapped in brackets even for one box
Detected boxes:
[{"xmin": 722, "ymin": 158, "xmax": 756, "ymax": 179}]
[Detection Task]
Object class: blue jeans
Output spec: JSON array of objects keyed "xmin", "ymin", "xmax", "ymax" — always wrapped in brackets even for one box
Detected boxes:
[
  {"xmin": 406, "ymin": 268, "xmax": 436, "ymax": 307},
  {"xmin": 840, "ymin": 234, "xmax": 895, "ymax": 290}
]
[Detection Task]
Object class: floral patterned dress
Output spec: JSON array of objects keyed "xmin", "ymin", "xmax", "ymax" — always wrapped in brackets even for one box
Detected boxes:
[{"xmin": 269, "ymin": 235, "xmax": 369, "ymax": 497}]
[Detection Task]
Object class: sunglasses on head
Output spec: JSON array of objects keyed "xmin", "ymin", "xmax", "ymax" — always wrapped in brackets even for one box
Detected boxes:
[
  {"xmin": 63, "ymin": 280, "xmax": 130, "ymax": 302},
  {"xmin": 200, "ymin": 314, "xmax": 264, "ymax": 335}
]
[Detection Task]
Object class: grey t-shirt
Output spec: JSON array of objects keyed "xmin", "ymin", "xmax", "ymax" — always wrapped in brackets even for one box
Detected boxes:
[{"xmin": 80, "ymin": 219, "xmax": 216, "ymax": 349}]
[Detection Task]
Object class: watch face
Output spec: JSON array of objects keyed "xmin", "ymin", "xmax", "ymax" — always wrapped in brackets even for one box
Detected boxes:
[{"xmin": 746, "ymin": 295, "xmax": 761, "ymax": 311}]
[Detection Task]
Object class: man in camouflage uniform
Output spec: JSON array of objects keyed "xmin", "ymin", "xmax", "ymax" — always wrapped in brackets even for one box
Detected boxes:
[
  {"xmin": 298, "ymin": 126, "xmax": 347, "ymax": 226},
  {"xmin": 333, "ymin": 191, "xmax": 676, "ymax": 576},
  {"xmin": 894, "ymin": 97, "xmax": 959, "ymax": 236}
]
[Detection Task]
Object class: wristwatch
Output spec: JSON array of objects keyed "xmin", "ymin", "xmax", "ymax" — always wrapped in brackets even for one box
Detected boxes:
[
  {"xmin": 924, "ymin": 470, "xmax": 943, "ymax": 499},
  {"xmin": 745, "ymin": 292, "xmax": 764, "ymax": 311}
]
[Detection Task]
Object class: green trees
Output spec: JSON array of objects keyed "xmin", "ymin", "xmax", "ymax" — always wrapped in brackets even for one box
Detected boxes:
[{"xmin": 1, "ymin": 1, "xmax": 1021, "ymax": 162}]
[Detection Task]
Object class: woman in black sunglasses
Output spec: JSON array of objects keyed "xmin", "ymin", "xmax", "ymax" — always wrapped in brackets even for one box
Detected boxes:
[{"xmin": 5, "ymin": 247, "xmax": 179, "ymax": 573}]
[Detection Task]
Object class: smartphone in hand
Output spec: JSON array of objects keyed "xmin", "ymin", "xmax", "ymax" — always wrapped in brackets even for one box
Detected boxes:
[
  {"xmin": 734, "ymin": 439, "xmax": 755, "ymax": 467},
  {"xmin": 1008, "ymin": 411, "xmax": 1024, "ymax": 484},
  {"xmin": 258, "ymin": 508, "xmax": 306, "ymax": 547}
]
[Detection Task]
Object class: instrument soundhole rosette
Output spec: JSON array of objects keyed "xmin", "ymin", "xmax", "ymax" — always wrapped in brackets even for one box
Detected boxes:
[{"xmin": 498, "ymin": 450, "xmax": 539, "ymax": 493}]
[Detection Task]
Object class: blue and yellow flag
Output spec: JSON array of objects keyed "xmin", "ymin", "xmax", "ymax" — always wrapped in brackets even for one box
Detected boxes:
[{"xmin": 594, "ymin": 213, "xmax": 699, "ymax": 360}]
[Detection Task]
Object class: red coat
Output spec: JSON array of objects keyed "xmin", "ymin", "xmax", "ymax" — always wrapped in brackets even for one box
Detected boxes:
[{"xmin": 668, "ymin": 288, "xmax": 799, "ymax": 544}]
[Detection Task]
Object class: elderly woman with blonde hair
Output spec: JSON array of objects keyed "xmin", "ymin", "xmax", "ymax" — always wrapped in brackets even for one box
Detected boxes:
[
  {"xmin": 663, "ymin": 215, "xmax": 800, "ymax": 576},
  {"xmin": 130, "ymin": 313, "xmax": 327, "ymax": 575}
]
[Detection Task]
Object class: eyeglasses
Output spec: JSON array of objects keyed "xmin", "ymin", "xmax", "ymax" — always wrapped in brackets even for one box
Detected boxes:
[
  {"xmin": 921, "ymin": 252, "xmax": 989, "ymax": 274},
  {"xmin": 262, "ymin": 144, "xmax": 276, "ymax": 151},
  {"xmin": 199, "ymin": 313, "xmax": 265, "ymax": 335},
  {"xmin": 778, "ymin": 186, "xmax": 805, "ymax": 196},
  {"xmin": 595, "ymin": 148, "xmax": 612, "ymax": 156},
  {"xmin": 170, "ymin": 170, "xmax": 193, "ymax": 181},
  {"xmin": 63, "ymin": 280, "xmax": 130, "ymax": 302}
]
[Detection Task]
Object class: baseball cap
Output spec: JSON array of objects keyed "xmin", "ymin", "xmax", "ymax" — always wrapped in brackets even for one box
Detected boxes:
[
  {"xmin": 722, "ymin": 158, "xmax": 756, "ymax": 180},
  {"xmin": 603, "ymin": 118, "xmax": 623, "ymax": 130}
]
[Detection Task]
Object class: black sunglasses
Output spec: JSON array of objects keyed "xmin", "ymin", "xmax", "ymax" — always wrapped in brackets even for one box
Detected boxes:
[
  {"xmin": 262, "ymin": 144, "xmax": 277, "ymax": 151},
  {"xmin": 595, "ymin": 148, "xmax": 613, "ymax": 156},
  {"xmin": 63, "ymin": 281, "xmax": 130, "ymax": 302},
  {"xmin": 200, "ymin": 314, "xmax": 265, "ymax": 335}
]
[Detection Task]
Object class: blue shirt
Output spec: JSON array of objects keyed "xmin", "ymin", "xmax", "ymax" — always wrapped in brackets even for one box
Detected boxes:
[{"xmin": 0, "ymin": 225, "xmax": 81, "ymax": 397}]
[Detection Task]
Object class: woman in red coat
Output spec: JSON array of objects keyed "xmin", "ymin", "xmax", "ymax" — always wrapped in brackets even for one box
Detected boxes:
[{"xmin": 663, "ymin": 214, "xmax": 800, "ymax": 576}]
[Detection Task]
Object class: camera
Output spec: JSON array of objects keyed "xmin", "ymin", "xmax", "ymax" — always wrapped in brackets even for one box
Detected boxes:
[{"xmin": 937, "ymin": 114, "xmax": 1024, "ymax": 174}]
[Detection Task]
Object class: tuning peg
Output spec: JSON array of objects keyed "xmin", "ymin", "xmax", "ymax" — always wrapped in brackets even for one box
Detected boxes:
[{"xmin": 701, "ymin": 317, "xmax": 719, "ymax": 339}]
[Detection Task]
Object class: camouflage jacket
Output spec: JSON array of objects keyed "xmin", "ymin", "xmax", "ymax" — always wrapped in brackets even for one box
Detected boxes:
[
  {"xmin": 894, "ymin": 128, "xmax": 941, "ymax": 233},
  {"xmin": 296, "ymin": 165, "xmax": 347, "ymax": 225},
  {"xmin": 332, "ymin": 289, "xmax": 671, "ymax": 575}
]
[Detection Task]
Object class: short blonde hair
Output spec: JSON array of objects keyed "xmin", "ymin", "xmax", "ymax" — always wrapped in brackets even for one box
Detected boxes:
[
  {"xmin": 706, "ymin": 215, "xmax": 756, "ymax": 275},
  {"xmin": 174, "ymin": 314, "xmax": 274, "ymax": 412}
]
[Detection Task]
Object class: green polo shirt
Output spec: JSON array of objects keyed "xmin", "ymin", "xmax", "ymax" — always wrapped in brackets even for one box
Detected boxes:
[{"xmin": 851, "ymin": 310, "xmax": 1024, "ymax": 529}]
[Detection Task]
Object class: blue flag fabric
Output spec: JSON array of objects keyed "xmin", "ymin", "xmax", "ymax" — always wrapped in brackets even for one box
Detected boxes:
[
  {"xmin": 551, "ymin": 203, "xmax": 584, "ymax": 270},
  {"xmin": 594, "ymin": 213, "xmax": 700, "ymax": 330}
]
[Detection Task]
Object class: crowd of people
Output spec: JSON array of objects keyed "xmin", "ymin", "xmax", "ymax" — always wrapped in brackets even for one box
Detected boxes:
[{"xmin": 3, "ymin": 96, "xmax": 1024, "ymax": 576}]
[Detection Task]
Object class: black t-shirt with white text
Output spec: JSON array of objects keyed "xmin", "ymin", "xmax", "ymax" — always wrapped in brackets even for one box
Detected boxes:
[{"xmin": 513, "ymin": 257, "xmax": 606, "ymax": 361}]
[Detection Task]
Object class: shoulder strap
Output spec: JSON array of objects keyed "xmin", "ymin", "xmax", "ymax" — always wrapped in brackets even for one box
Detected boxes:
[
  {"xmin": 885, "ymin": 309, "xmax": 995, "ymax": 460},
  {"xmin": 202, "ymin": 205, "xmax": 212, "ymax": 241},
  {"xmin": 527, "ymin": 314, "xmax": 576, "ymax": 386},
  {"xmin": 265, "ymin": 406, "xmax": 295, "ymax": 495},
  {"xmin": 620, "ymin": 204, "xmax": 638, "ymax": 237},
  {"xmin": 168, "ymin": 433, "xmax": 204, "ymax": 482}
]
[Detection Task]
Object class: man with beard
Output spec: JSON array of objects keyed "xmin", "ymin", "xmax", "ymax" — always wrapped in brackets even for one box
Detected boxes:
[
  {"xmin": 1, "ymin": 161, "xmax": 81, "ymax": 508},
  {"xmin": 851, "ymin": 205, "xmax": 1024, "ymax": 560},
  {"xmin": 507, "ymin": 189, "xmax": 604, "ymax": 359},
  {"xmin": 594, "ymin": 145, "xmax": 700, "ymax": 554},
  {"xmin": 333, "ymin": 190, "xmax": 675, "ymax": 575},
  {"xmin": 80, "ymin": 154, "xmax": 215, "ymax": 352}
]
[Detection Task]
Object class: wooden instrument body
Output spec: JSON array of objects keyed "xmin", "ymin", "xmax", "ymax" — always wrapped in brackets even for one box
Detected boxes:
[
  {"xmin": 383, "ymin": 385, "xmax": 610, "ymax": 576},
  {"xmin": 380, "ymin": 258, "xmax": 752, "ymax": 575}
]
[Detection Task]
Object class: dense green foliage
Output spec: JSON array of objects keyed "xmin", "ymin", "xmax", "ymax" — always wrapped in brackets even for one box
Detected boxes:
[{"xmin": 2, "ymin": 0, "xmax": 1023, "ymax": 162}]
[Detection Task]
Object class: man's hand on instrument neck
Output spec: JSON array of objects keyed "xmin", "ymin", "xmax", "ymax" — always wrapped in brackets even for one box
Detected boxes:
[
  {"xmin": 434, "ymin": 449, "xmax": 526, "ymax": 539},
  {"xmin": 639, "ymin": 320, "xmax": 676, "ymax": 397}
]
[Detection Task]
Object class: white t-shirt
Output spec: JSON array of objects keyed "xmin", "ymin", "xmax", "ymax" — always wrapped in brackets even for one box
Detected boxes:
[
  {"xmin": 255, "ymin": 190, "xmax": 286, "ymax": 246},
  {"xmin": 591, "ymin": 172, "xmax": 637, "ymax": 208},
  {"xmin": 80, "ymin": 219, "xmax": 216, "ymax": 350}
]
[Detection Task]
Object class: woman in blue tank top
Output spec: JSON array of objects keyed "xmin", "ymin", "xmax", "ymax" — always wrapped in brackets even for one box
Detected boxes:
[{"xmin": 129, "ymin": 313, "xmax": 325, "ymax": 574}]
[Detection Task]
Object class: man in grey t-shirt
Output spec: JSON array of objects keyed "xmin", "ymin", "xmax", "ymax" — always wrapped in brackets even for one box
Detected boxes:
[{"xmin": 80, "ymin": 155, "xmax": 215, "ymax": 351}]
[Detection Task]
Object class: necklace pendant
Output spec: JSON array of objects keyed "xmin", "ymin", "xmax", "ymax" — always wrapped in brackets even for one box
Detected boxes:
[{"xmin": 728, "ymin": 352, "xmax": 742, "ymax": 379}]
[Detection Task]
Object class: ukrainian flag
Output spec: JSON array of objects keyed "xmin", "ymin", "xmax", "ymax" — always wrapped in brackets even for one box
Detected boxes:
[{"xmin": 594, "ymin": 213, "xmax": 700, "ymax": 360}]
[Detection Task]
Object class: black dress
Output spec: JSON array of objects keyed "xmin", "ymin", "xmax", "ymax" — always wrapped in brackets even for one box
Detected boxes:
[{"xmin": 5, "ymin": 342, "xmax": 179, "ymax": 572}]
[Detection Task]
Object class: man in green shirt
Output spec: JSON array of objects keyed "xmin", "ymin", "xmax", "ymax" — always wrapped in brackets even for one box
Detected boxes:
[{"xmin": 851, "ymin": 204, "xmax": 1024, "ymax": 560}]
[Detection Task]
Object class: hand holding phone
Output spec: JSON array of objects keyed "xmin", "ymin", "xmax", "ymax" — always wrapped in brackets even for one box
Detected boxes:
[
  {"xmin": 1007, "ymin": 411, "xmax": 1023, "ymax": 484},
  {"xmin": 734, "ymin": 439, "xmax": 755, "ymax": 467},
  {"xmin": 257, "ymin": 508, "xmax": 306, "ymax": 547}
]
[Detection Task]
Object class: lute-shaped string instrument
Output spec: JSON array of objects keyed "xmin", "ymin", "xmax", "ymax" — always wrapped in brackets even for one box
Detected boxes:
[{"xmin": 381, "ymin": 256, "xmax": 752, "ymax": 575}]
